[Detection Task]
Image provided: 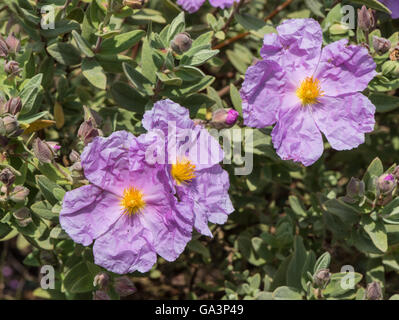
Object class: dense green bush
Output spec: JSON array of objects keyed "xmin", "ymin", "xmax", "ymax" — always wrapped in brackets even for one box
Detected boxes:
[{"xmin": 0, "ymin": 0, "xmax": 399, "ymax": 300}]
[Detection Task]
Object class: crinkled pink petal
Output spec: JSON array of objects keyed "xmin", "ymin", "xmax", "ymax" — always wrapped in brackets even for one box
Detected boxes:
[
  {"xmin": 59, "ymin": 185, "xmax": 121, "ymax": 246},
  {"xmin": 272, "ymin": 104, "xmax": 323, "ymax": 166},
  {"xmin": 195, "ymin": 165, "xmax": 234, "ymax": 225},
  {"xmin": 143, "ymin": 99, "xmax": 194, "ymax": 133},
  {"xmin": 312, "ymin": 94, "xmax": 375, "ymax": 150},
  {"xmin": 240, "ymin": 60, "xmax": 294, "ymax": 128},
  {"xmin": 176, "ymin": 0, "xmax": 206, "ymax": 13},
  {"xmin": 260, "ymin": 18, "xmax": 323, "ymax": 83},
  {"xmin": 93, "ymin": 216, "xmax": 157, "ymax": 274},
  {"xmin": 81, "ymin": 131, "xmax": 139, "ymax": 194},
  {"xmin": 380, "ymin": 0, "xmax": 399, "ymax": 18},
  {"xmin": 315, "ymin": 39, "xmax": 377, "ymax": 96}
]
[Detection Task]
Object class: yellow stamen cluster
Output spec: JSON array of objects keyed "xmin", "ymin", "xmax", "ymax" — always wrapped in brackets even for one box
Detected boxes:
[
  {"xmin": 296, "ymin": 76, "xmax": 324, "ymax": 105},
  {"xmin": 171, "ymin": 159, "xmax": 196, "ymax": 185},
  {"xmin": 120, "ymin": 187, "xmax": 146, "ymax": 216}
]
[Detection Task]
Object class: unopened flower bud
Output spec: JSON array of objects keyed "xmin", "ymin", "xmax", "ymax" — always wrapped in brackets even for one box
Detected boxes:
[
  {"xmin": 390, "ymin": 44, "xmax": 399, "ymax": 61},
  {"xmin": 13, "ymin": 208, "xmax": 32, "ymax": 227},
  {"xmin": 39, "ymin": 250, "xmax": 57, "ymax": 265},
  {"xmin": 377, "ymin": 173, "xmax": 396, "ymax": 195},
  {"xmin": 193, "ymin": 119, "xmax": 206, "ymax": 127},
  {"xmin": 210, "ymin": 108, "xmax": 239, "ymax": 129},
  {"xmin": 93, "ymin": 272, "xmax": 110, "ymax": 289},
  {"xmin": 70, "ymin": 161, "xmax": 82, "ymax": 172},
  {"xmin": 9, "ymin": 185, "xmax": 29, "ymax": 202},
  {"xmin": 93, "ymin": 290, "xmax": 111, "ymax": 300},
  {"xmin": 366, "ymin": 281, "xmax": 382, "ymax": 300},
  {"xmin": 4, "ymin": 60, "xmax": 21, "ymax": 75},
  {"xmin": 32, "ymin": 138, "xmax": 55, "ymax": 164},
  {"xmin": 357, "ymin": 6, "xmax": 375, "ymax": 32},
  {"xmin": 313, "ymin": 268, "xmax": 331, "ymax": 288},
  {"xmin": 69, "ymin": 150, "xmax": 80, "ymax": 163},
  {"xmin": 0, "ymin": 37, "xmax": 8, "ymax": 57},
  {"xmin": 83, "ymin": 106, "xmax": 102, "ymax": 127},
  {"xmin": 346, "ymin": 177, "xmax": 365, "ymax": 198},
  {"xmin": 123, "ymin": 0, "xmax": 143, "ymax": 9},
  {"xmin": 373, "ymin": 36, "xmax": 391, "ymax": 55},
  {"xmin": 1, "ymin": 115, "xmax": 21, "ymax": 137},
  {"xmin": 78, "ymin": 119, "xmax": 100, "ymax": 145},
  {"xmin": 0, "ymin": 168, "xmax": 15, "ymax": 187},
  {"xmin": 392, "ymin": 166, "xmax": 399, "ymax": 180},
  {"xmin": 114, "ymin": 276, "xmax": 137, "ymax": 297},
  {"xmin": 3, "ymin": 97, "xmax": 22, "ymax": 115},
  {"xmin": 170, "ymin": 32, "xmax": 192, "ymax": 55},
  {"xmin": 5, "ymin": 33, "xmax": 20, "ymax": 54}
]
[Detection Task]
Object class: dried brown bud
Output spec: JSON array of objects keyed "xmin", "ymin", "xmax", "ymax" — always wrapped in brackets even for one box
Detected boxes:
[
  {"xmin": 366, "ymin": 281, "xmax": 382, "ymax": 300},
  {"xmin": 83, "ymin": 106, "xmax": 102, "ymax": 127},
  {"xmin": 93, "ymin": 272, "xmax": 110, "ymax": 289},
  {"xmin": 93, "ymin": 290, "xmax": 111, "ymax": 300},
  {"xmin": 390, "ymin": 44, "xmax": 399, "ymax": 61},
  {"xmin": 0, "ymin": 37, "xmax": 8, "ymax": 57},
  {"xmin": 5, "ymin": 33, "xmax": 20, "ymax": 54},
  {"xmin": 32, "ymin": 138, "xmax": 55, "ymax": 164},
  {"xmin": 123, "ymin": 0, "xmax": 144, "ymax": 9},
  {"xmin": 1, "ymin": 115, "xmax": 21, "ymax": 138},
  {"xmin": 4, "ymin": 60, "xmax": 21, "ymax": 75},
  {"xmin": 313, "ymin": 268, "xmax": 331, "ymax": 288},
  {"xmin": 0, "ymin": 168, "xmax": 15, "ymax": 187},
  {"xmin": 170, "ymin": 32, "xmax": 192, "ymax": 54},
  {"xmin": 357, "ymin": 6, "xmax": 375, "ymax": 32},
  {"xmin": 114, "ymin": 276, "xmax": 137, "ymax": 297},
  {"xmin": 373, "ymin": 36, "xmax": 391, "ymax": 55},
  {"xmin": 3, "ymin": 97, "xmax": 22, "ymax": 115},
  {"xmin": 9, "ymin": 185, "xmax": 29, "ymax": 202},
  {"xmin": 78, "ymin": 119, "xmax": 100, "ymax": 145},
  {"xmin": 69, "ymin": 150, "xmax": 81, "ymax": 163},
  {"xmin": 13, "ymin": 208, "xmax": 32, "ymax": 227}
]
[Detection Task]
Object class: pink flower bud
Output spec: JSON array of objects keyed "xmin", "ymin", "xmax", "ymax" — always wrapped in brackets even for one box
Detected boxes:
[
  {"xmin": 32, "ymin": 138, "xmax": 55, "ymax": 164},
  {"xmin": 5, "ymin": 33, "xmax": 20, "ymax": 54},
  {"xmin": 114, "ymin": 276, "xmax": 137, "ymax": 297},
  {"xmin": 0, "ymin": 168, "xmax": 15, "ymax": 186},
  {"xmin": 3, "ymin": 97, "xmax": 22, "ymax": 115}
]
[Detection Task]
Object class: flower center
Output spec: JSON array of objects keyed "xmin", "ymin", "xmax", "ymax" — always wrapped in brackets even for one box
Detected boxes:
[
  {"xmin": 296, "ymin": 76, "xmax": 324, "ymax": 105},
  {"xmin": 171, "ymin": 159, "xmax": 196, "ymax": 185},
  {"xmin": 120, "ymin": 187, "xmax": 145, "ymax": 216}
]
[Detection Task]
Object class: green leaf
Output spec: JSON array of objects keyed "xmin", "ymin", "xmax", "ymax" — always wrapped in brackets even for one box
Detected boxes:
[
  {"xmin": 71, "ymin": 30, "xmax": 95, "ymax": 57},
  {"xmin": 361, "ymin": 216, "xmax": 388, "ymax": 252},
  {"xmin": 111, "ymin": 81, "xmax": 147, "ymax": 113},
  {"xmin": 31, "ymin": 201, "xmax": 58, "ymax": 221},
  {"xmin": 272, "ymin": 286, "xmax": 303, "ymax": 300},
  {"xmin": 350, "ymin": 0, "xmax": 391, "ymax": 14},
  {"xmin": 47, "ymin": 42, "xmax": 82, "ymax": 65},
  {"xmin": 0, "ymin": 222, "xmax": 12, "ymax": 239},
  {"xmin": 187, "ymin": 240, "xmax": 211, "ymax": 263},
  {"xmin": 41, "ymin": 20, "xmax": 80, "ymax": 38},
  {"xmin": 304, "ymin": 0, "xmax": 325, "ymax": 18},
  {"xmin": 323, "ymin": 272, "xmax": 363, "ymax": 298},
  {"xmin": 229, "ymin": 84, "xmax": 242, "ymax": 116},
  {"xmin": 369, "ymin": 93, "xmax": 399, "ymax": 113},
  {"xmin": 63, "ymin": 261, "xmax": 99, "ymax": 294},
  {"xmin": 35, "ymin": 175, "xmax": 59, "ymax": 205},
  {"xmin": 289, "ymin": 196, "xmax": 307, "ymax": 217},
  {"xmin": 141, "ymin": 38, "xmax": 157, "ymax": 83},
  {"xmin": 323, "ymin": 199, "xmax": 360, "ymax": 225},
  {"xmin": 19, "ymin": 74, "xmax": 43, "ymax": 114},
  {"xmin": 181, "ymin": 48, "xmax": 219, "ymax": 67},
  {"xmin": 101, "ymin": 30, "xmax": 145, "ymax": 55},
  {"xmin": 123, "ymin": 62, "xmax": 154, "ymax": 95},
  {"xmin": 313, "ymin": 252, "xmax": 331, "ymax": 274},
  {"xmin": 175, "ymin": 66, "xmax": 206, "ymax": 82},
  {"xmin": 167, "ymin": 11, "xmax": 185, "ymax": 43},
  {"xmin": 82, "ymin": 58, "xmax": 107, "ymax": 90},
  {"xmin": 287, "ymin": 236, "xmax": 307, "ymax": 290},
  {"xmin": 382, "ymin": 198, "xmax": 399, "ymax": 224}
]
